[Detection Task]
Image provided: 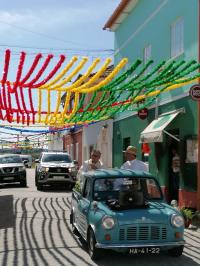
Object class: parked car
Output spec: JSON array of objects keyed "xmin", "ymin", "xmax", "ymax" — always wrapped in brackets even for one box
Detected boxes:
[
  {"xmin": 71, "ymin": 169, "xmax": 185, "ymax": 260},
  {"xmin": 19, "ymin": 154, "xmax": 33, "ymax": 168},
  {"xmin": 0, "ymin": 154, "xmax": 27, "ymax": 187},
  {"xmin": 35, "ymin": 151, "xmax": 78, "ymax": 190}
]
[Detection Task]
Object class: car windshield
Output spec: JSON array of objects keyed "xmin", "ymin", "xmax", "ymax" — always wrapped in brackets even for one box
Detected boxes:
[
  {"xmin": 42, "ymin": 154, "xmax": 72, "ymax": 163},
  {"xmin": 93, "ymin": 177, "xmax": 162, "ymax": 201},
  {"xmin": 0, "ymin": 156, "xmax": 22, "ymax": 164},
  {"xmin": 21, "ymin": 157, "xmax": 30, "ymax": 162}
]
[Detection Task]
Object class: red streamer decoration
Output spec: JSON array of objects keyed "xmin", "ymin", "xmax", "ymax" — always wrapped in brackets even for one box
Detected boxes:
[
  {"xmin": 22, "ymin": 54, "xmax": 53, "ymax": 88},
  {"xmin": 31, "ymin": 54, "xmax": 66, "ymax": 88},
  {"xmin": 2, "ymin": 49, "xmax": 10, "ymax": 84},
  {"xmin": 19, "ymin": 53, "xmax": 42, "ymax": 85},
  {"xmin": 19, "ymin": 87, "xmax": 28, "ymax": 114},
  {"xmin": 15, "ymin": 90, "xmax": 23, "ymax": 114},
  {"xmin": 8, "ymin": 51, "xmax": 26, "ymax": 93}
]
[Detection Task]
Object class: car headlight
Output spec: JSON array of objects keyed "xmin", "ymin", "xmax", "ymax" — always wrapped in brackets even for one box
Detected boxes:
[
  {"xmin": 102, "ymin": 216, "xmax": 115, "ymax": 230},
  {"xmin": 171, "ymin": 214, "xmax": 184, "ymax": 227},
  {"xmin": 39, "ymin": 167, "xmax": 49, "ymax": 172},
  {"xmin": 68, "ymin": 167, "xmax": 76, "ymax": 172},
  {"xmin": 19, "ymin": 166, "xmax": 26, "ymax": 171}
]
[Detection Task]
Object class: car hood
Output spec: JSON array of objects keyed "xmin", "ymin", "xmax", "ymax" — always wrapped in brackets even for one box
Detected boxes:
[
  {"xmin": 97, "ymin": 201, "xmax": 180, "ymax": 225},
  {"xmin": 40, "ymin": 162, "xmax": 74, "ymax": 168},
  {"xmin": 0, "ymin": 163, "xmax": 24, "ymax": 168}
]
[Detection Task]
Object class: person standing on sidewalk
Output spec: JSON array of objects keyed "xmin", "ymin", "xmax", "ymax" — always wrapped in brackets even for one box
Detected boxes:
[{"xmin": 171, "ymin": 148, "xmax": 180, "ymax": 201}]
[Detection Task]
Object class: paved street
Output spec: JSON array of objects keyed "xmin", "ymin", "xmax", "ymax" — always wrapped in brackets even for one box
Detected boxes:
[{"xmin": 0, "ymin": 168, "xmax": 199, "ymax": 266}]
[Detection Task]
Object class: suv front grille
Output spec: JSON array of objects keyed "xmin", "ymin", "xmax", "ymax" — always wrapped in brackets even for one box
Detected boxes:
[
  {"xmin": 48, "ymin": 167, "xmax": 68, "ymax": 173},
  {"xmin": 1, "ymin": 167, "xmax": 19, "ymax": 174},
  {"xmin": 119, "ymin": 225, "xmax": 167, "ymax": 241}
]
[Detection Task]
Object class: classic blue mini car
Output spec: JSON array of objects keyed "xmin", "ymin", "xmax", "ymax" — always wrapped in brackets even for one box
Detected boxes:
[{"xmin": 70, "ymin": 169, "xmax": 185, "ymax": 260}]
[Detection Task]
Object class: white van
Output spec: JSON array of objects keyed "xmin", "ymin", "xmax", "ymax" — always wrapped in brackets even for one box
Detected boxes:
[{"xmin": 19, "ymin": 154, "xmax": 33, "ymax": 168}]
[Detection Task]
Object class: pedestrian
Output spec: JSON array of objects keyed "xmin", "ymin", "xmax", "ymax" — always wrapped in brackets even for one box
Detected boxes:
[
  {"xmin": 171, "ymin": 148, "xmax": 180, "ymax": 201},
  {"xmin": 79, "ymin": 149, "xmax": 103, "ymax": 172},
  {"xmin": 121, "ymin": 146, "xmax": 148, "ymax": 172}
]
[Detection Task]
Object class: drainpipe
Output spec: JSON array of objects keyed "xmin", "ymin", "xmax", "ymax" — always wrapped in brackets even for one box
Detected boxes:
[{"xmin": 197, "ymin": 0, "xmax": 200, "ymax": 211}]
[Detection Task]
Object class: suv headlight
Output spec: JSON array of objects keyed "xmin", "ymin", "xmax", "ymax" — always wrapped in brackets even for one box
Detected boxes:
[
  {"xmin": 102, "ymin": 216, "xmax": 115, "ymax": 230},
  {"xmin": 171, "ymin": 214, "xmax": 184, "ymax": 227},
  {"xmin": 39, "ymin": 167, "xmax": 49, "ymax": 172},
  {"xmin": 68, "ymin": 167, "xmax": 76, "ymax": 172},
  {"xmin": 19, "ymin": 166, "xmax": 26, "ymax": 171}
]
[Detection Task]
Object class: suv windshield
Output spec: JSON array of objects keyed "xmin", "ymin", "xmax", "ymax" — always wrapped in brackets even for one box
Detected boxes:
[
  {"xmin": 42, "ymin": 154, "xmax": 72, "ymax": 163},
  {"xmin": 93, "ymin": 177, "xmax": 162, "ymax": 201},
  {"xmin": 0, "ymin": 156, "xmax": 22, "ymax": 164}
]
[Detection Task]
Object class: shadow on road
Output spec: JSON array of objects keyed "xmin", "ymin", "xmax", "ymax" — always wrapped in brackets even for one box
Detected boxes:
[
  {"xmin": 0, "ymin": 195, "xmax": 199, "ymax": 266},
  {"xmin": 0, "ymin": 195, "xmax": 15, "ymax": 229}
]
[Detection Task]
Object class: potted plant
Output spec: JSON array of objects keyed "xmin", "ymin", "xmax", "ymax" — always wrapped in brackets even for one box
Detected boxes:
[
  {"xmin": 180, "ymin": 207, "xmax": 194, "ymax": 228},
  {"xmin": 74, "ymin": 180, "xmax": 81, "ymax": 193},
  {"xmin": 191, "ymin": 211, "xmax": 200, "ymax": 227}
]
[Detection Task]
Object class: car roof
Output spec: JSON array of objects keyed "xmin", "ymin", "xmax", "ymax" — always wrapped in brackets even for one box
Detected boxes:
[
  {"xmin": 0, "ymin": 154, "xmax": 21, "ymax": 158},
  {"xmin": 19, "ymin": 154, "xmax": 32, "ymax": 157},
  {"xmin": 42, "ymin": 152, "xmax": 70, "ymax": 155},
  {"xmin": 83, "ymin": 168, "xmax": 154, "ymax": 179}
]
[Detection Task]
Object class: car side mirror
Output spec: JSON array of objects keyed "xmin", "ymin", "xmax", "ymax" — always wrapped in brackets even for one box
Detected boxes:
[
  {"xmin": 73, "ymin": 160, "xmax": 78, "ymax": 165},
  {"xmin": 35, "ymin": 159, "xmax": 40, "ymax": 163},
  {"xmin": 91, "ymin": 201, "xmax": 98, "ymax": 210},
  {"xmin": 23, "ymin": 160, "xmax": 28, "ymax": 166}
]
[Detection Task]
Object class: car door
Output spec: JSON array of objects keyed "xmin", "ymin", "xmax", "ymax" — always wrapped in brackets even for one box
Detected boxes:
[{"xmin": 77, "ymin": 177, "xmax": 91, "ymax": 239}]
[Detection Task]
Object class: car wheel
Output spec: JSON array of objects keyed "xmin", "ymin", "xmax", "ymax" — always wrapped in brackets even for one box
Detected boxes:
[
  {"xmin": 68, "ymin": 183, "xmax": 75, "ymax": 191},
  {"xmin": 35, "ymin": 173, "xmax": 38, "ymax": 186},
  {"xmin": 88, "ymin": 229, "xmax": 102, "ymax": 261},
  {"xmin": 37, "ymin": 184, "xmax": 43, "ymax": 191},
  {"xmin": 168, "ymin": 245, "xmax": 184, "ymax": 257},
  {"xmin": 20, "ymin": 179, "xmax": 27, "ymax": 187}
]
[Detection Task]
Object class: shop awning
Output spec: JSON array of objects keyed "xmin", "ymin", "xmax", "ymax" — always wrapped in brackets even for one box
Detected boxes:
[{"xmin": 140, "ymin": 109, "xmax": 184, "ymax": 143}]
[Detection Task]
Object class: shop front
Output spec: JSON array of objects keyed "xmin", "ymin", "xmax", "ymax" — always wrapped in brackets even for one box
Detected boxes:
[{"xmin": 113, "ymin": 96, "xmax": 198, "ymax": 209}]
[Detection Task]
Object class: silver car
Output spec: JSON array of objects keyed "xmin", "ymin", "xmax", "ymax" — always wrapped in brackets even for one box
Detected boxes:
[
  {"xmin": 35, "ymin": 152, "xmax": 78, "ymax": 190},
  {"xmin": 0, "ymin": 154, "xmax": 27, "ymax": 187}
]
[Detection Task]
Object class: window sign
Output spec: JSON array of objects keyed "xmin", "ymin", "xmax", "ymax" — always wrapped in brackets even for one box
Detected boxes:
[{"xmin": 186, "ymin": 139, "xmax": 198, "ymax": 163}]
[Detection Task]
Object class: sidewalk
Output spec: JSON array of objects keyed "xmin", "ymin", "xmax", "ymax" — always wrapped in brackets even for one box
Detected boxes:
[{"xmin": 184, "ymin": 227, "xmax": 200, "ymax": 263}]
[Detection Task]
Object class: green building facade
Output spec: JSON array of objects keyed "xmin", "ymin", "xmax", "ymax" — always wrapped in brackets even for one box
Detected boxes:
[{"xmin": 104, "ymin": 0, "xmax": 199, "ymax": 207}]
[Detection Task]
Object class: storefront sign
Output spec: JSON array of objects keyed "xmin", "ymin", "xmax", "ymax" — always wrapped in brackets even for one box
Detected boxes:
[
  {"xmin": 138, "ymin": 108, "xmax": 148, "ymax": 120},
  {"xmin": 190, "ymin": 84, "xmax": 200, "ymax": 100}
]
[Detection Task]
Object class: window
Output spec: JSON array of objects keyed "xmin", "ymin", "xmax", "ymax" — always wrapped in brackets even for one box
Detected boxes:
[
  {"xmin": 67, "ymin": 145, "xmax": 70, "ymax": 154},
  {"xmin": 171, "ymin": 18, "xmax": 184, "ymax": 58},
  {"xmin": 143, "ymin": 44, "xmax": 151, "ymax": 76},
  {"xmin": 123, "ymin": 137, "xmax": 131, "ymax": 163},
  {"xmin": 83, "ymin": 178, "xmax": 91, "ymax": 199},
  {"xmin": 70, "ymin": 144, "xmax": 74, "ymax": 159},
  {"xmin": 76, "ymin": 142, "xmax": 79, "ymax": 161},
  {"xmin": 123, "ymin": 137, "xmax": 130, "ymax": 151}
]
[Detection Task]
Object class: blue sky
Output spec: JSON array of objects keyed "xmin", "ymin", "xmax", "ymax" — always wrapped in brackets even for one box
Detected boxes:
[
  {"xmin": 0, "ymin": 0, "xmax": 120, "ymax": 52},
  {"xmin": 0, "ymin": 0, "xmax": 120, "ymax": 143}
]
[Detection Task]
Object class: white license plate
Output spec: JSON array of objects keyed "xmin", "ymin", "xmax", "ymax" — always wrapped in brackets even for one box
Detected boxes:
[
  {"xmin": 53, "ymin": 176, "xmax": 65, "ymax": 180},
  {"xmin": 4, "ymin": 177, "xmax": 14, "ymax": 181}
]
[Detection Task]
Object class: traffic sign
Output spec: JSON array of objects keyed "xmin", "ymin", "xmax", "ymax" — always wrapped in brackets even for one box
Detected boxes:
[
  {"xmin": 138, "ymin": 108, "xmax": 148, "ymax": 120},
  {"xmin": 190, "ymin": 84, "xmax": 200, "ymax": 100}
]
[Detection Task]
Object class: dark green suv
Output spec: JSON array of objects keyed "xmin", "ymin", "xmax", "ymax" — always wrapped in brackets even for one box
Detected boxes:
[{"xmin": 0, "ymin": 154, "xmax": 27, "ymax": 187}]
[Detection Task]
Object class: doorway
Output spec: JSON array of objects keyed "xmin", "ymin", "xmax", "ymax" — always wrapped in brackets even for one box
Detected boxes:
[{"xmin": 167, "ymin": 129, "xmax": 180, "ymax": 203}]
